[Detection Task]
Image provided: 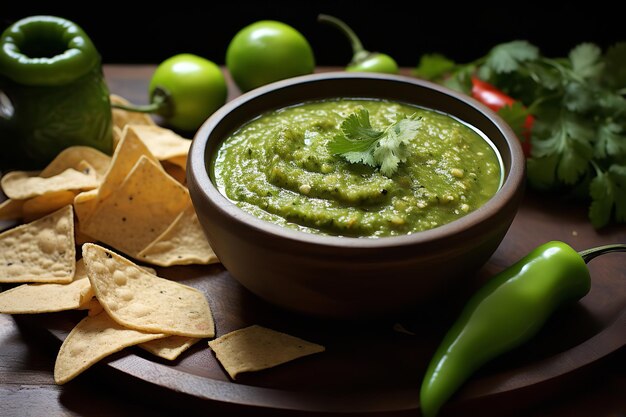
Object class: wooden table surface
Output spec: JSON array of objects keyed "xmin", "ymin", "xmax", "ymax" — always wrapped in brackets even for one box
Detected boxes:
[{"xmin": 1, "ymin": 65, "xmax": 625, "ymax": 417}]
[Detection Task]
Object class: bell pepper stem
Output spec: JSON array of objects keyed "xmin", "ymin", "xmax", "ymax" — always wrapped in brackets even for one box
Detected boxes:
[{"xmin": 579, "ymin": 244, "xmax": 626, "ymax": 264}]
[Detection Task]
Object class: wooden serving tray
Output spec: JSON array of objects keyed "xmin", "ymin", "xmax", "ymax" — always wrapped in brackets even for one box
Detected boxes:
[{"xmin": 6, "ymin": 190, "xmax": 626, "ymax": 416}]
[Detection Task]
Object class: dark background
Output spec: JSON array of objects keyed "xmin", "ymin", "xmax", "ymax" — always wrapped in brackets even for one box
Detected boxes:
[{"xmin": 1, "ymin": 1, "xmax": 624, "ymax": 67}]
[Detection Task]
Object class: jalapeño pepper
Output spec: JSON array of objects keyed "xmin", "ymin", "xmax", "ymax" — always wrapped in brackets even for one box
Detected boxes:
[
  {"xmin": 0, "ymin": 15, "xmax": 113, "ymax": 170},
  {"xmin": 420, "ymin": 241, "xmax": 626, "ymax": 417}
]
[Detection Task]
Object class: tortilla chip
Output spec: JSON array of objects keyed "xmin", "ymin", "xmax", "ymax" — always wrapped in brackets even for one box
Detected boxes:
[
  {"xmin": 22, "ymin": 190, "xmax": 77, "ymax": 222},
  {"xmin": 110, "ymin": 94, "xmax": 156, "ymax": 130},
  {"xmin": 0, "ymin": 259, "xmax": 92, "ymax": 314},
  {"xmin": 166, "ymin": 155, "xmax": 187, "ymax": 170},
  {"xmin": 76, "ymin": 298, "xmax": 104, "ymax": 316},
  {"xmin": 139, "ymin": 336, "xmax": 200, "ymax": 360},
  {"xmin": 1, "ymin": 167, "xmax": 98, "ymax": 200},
  {"xmin": 125, "ymin": 125, "xmax": 190, "ymax": 162},
  {"xmin": 54, "ymin": 310, "xmax": 167, "ymax": 384},
  {"xmin": 137, "ymin": 205, "xmax": 218, "ymax": 266},
  {"xmin": 0, "ymin": 198, "xmax": 23, "ymax": 221},
  {"xmin": 82, "ymin": 243, "xmax": 214, "ymax": 338},
  {"xmin": 73, "ymin": 189, "xmax": 99, "ymax": 225},
  {"xmin": 82, "ymin": 156, "xmax": 189, "ymax": 257},
  {"xmin": 40, "ymin": 146, "xmax": 112, "ymax": 179},
  {"xmin": 112, "ymin": 125, "xmax": 123, "ymax": 150},
  {"xmin": 97, "ymin": 125, "xmax": 160, "ymax": 202},
  {"xmin": 0, "ymin": 205, "xmax": 75, "ymax": 283},
  {"xmin": 161, "ymin": 160, "xmax": 186, "ymax": 185},
  {"xmin": 208, "ymin": 325, "xmax": 325, "ymax": 380}
]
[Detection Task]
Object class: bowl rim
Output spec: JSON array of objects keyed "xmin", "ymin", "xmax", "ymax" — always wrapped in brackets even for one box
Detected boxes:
[{"xmin": 189, "ymin": 71, "xmax": 525, "ymax": 250}]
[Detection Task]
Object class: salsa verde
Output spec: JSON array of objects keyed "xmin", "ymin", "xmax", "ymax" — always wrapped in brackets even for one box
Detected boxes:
[{"xmin": 212, "ymin": 99, "xmax": 502, "ymax": 237}]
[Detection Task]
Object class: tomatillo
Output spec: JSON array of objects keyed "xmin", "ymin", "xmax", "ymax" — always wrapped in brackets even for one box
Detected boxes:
[
  {"xmin": 0, "ymin": 15, "xmax": 113, "ymax": 170},
  {"xmin": 226, "ymin": 20, "xmax": 315, "ymax": 92},
  {"xmin": 112, "ymin": 54, "xmax": 227, "ymax": 133},
  {"xmin": 318, "ymin": 14, "xmax": 398, "ymax": 74}
]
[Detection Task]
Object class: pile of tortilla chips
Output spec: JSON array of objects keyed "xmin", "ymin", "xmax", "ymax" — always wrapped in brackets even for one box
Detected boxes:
[
  {"xmin": 0, "ymin": 205, "xmax": 215, "ymax": 383},
  {"xmin": 1, "ymin": 102, "xmax": 218, "ymax": 267},
  {"xmin": 0, "ymin": 96, "xmax": 324, "ymax": 386}
]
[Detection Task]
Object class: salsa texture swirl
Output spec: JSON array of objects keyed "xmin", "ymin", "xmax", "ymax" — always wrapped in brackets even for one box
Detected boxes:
[{"xmin": 212, "ymin": 99, "xmax": 501, "ymax": 237}]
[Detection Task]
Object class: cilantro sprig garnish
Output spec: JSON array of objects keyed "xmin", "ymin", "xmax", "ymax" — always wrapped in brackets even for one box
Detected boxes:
[
  {"xmin": 328, "ymin": 109, "xmax": 421, "ymax": 176},
  {"xmin": 415, "ymin": 40, "xmax": 626, "ymax": 228}
]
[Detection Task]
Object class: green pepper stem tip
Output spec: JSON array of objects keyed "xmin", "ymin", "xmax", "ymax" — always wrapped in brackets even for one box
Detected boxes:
[{"xmin": 578, "ymin": 243, "xmax": 626, "ymax": 264}]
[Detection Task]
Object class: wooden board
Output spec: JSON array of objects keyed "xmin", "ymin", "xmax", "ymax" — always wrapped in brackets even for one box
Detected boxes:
[
  {"xmin": 5, "ymin": 190, "xmax": 626, "ymax": 417},
  {"xmin": 2, "ymin": 66, "xmax": 625, "ymax": 416}
]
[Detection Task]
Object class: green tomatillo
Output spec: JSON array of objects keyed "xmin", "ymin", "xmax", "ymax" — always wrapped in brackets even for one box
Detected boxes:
[
  {"xmin": 112, "ymin": 53, "xmax": 227, "ymax": 133},
  {"xmin": 226, "ymin": 20, "xmax": 315, "ymax": 92},
  {"xmin": 318, "ymin": 14, "xmax": 398, "ymax": 74},
  {"xmin": 0, "ymin": 15, "xmax": 113, "ymax": 170}
]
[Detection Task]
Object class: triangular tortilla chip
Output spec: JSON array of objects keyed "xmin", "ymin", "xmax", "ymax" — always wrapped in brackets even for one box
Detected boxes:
[
  {"xmin": 54, "ymin": 310, "xmax": 166, "ymax": 384},
  {"xmin": 73, "ymin": 189, "xmax": 99, "ymax": 225},
  {"xmin": 82, "ymin": 243, "xmax": 214, "ymax": 338},
  {"xmin": 110, "ymin": 94, "xmax": 156, "ymax": 130},
  {"xmin": 0, "ymin": 198, "xmax": 23, "ymax": 221},
  {"xmin": 139, "ymin": 336, "xmax": 200, "ymax": 360},
  {"xmin": 40, "ymin": 146, "xmax": 112, "ymax": 179},
  {"xmin": 81, "ymin": 156, "xmax": 189, "ymax": 256},
  {"xmin": 0, "ymin": 259, "xmax": 92, "ymax": 314},
  {"xmin": 97, "ymin": 125, "xmax": 159, "ymax": 202},
  {"xmin": 22, "ymin": 190, "xmax": 77, "ymax": 223},
  {"xmin": 208, "ymin": 325, "xmax": 325, "ymax": 380},
  {"xmin": 126, "ymin": 125, "xmax": 190, "ymax": 162},
  {"xmin": 0, "ymin": 205, "xmax": 75, "ymax": 283},
  {"xmin": 1, "ymin": 168, "xmax": 98, "ymax": 200},
  {"xmin": 137, "ymin": 205, "xmax": 219, "ymax": 266}
]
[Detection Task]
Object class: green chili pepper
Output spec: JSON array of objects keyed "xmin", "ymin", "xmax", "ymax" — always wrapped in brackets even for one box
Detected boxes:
[
  {"xmin": 419, "ymin": 240, "xmax": 626, "ymax": 417},
  {"xmin": 0, "ymin": 15, "xmax": 113, "ymax": 170},
  {"xmin": 317, "ymin": 14, "xmax": 399, "ymax": 74}
]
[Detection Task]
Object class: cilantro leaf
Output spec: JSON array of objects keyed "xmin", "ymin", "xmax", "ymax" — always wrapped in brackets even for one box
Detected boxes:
[
  {"xmin": 496, "ymin": 102, "xmax": 530, "ymax": 140},
  {"xmin": 604, "ymin": 42, "xmax": 626, "ymax": 89},
  {"xmin": 526, "ymin": 154, "xmax": 560, "ymax": 190},
  {"xmin": 374, "ymin": 117, "xmax": 421, "ymax": 176},
  {"xmin": 563, "ymin": 81, "xmax": 595, "ymax": 112},
  {"xmin": 328, "ymin": 109, "xmax": 421, "ymax": 176},
  {"xmin": 328, "ymin": 109, "xmax": 382, "ymax": 167},
  {"xmin": 589, "ymin": 169, "xmax": 613, "ymax": 228},
  {"xmin": 569, "ymin": 43, "xmax": 604, "ymax": 80},
  {"xmin": 589, "ymin": 164, "xmax": 626, "ymax": 228},
  {"xmin": 595, "ymin": 121, "xmax": 626, "ymax": 159},
  {"xmin": 486, "ymin": 41, "xmax": 539, "ymax": 73},
  {"xmin": 610, "ymin": 164, "xmax": 626, "ymax": 222},
  {"xmin": 531, "ymin": 111, "xmax": 594, "ymax": 184},
  {"xmin": 413, "ymin": 54, "xmax": 456, "ymax": 80},
  {"xmin": 340, "ymin": 108, "xmax": 382, "ymax": 142}
]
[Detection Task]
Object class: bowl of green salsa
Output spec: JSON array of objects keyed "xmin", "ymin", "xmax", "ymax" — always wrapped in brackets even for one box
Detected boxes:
[{"xmin": 188, "ymin": 72, "xmax": 525, "ymax": 318}]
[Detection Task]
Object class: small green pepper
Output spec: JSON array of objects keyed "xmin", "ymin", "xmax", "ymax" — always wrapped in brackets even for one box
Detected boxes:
[
  {"xmin": 419, "ymin": 240, "xmax": 626, "ymax": 417},
  {"xmin": 0, "ymin": 15, "xmax": 113, "ymax": 170},
  {"xmin": 318, "ymin": 14, "xmax": 398, "ymax": 74}
]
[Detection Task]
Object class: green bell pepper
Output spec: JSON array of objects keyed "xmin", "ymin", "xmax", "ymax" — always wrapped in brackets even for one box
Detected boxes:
[
  {"xmin": 0, "ymin": 15, "xmax": 113, "ymax": 170},
  {"xmin": 419, "ymin": 240, "xmax": 626, "ymax": 417}
]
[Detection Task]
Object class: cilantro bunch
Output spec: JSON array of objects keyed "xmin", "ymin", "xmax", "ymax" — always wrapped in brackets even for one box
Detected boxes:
[{"xmin": 415, "ymin": 41, "xmax": 626, "ymax": 228}]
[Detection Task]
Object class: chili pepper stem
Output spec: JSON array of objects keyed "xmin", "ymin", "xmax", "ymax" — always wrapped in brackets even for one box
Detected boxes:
[
  {"xmin": 578, "ymin": 244, "xmax": 626, "ymax": 264},
  {"xmin": 317, "ymin": 14, "xmax": 369, "ymax": 64},
  {"xmin": 109, "ymin": 86, "xmax": 173, "ymax": 118}
]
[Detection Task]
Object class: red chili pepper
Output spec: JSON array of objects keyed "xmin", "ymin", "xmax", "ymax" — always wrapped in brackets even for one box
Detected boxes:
[{"xmin": 471, "ymin": 76, "xmax": 534, "ymax": 157}]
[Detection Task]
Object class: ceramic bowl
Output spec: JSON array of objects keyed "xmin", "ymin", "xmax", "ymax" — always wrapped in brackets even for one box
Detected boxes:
[{"xmin": 187, "ymin": 72, "xmax": 525, "ymax": 319}]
